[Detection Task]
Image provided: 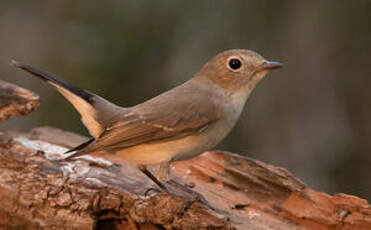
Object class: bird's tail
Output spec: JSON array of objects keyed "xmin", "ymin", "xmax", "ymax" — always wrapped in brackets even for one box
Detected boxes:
[{"xmin": 11, "ymin": 60, "xmax": 124, "ymax": 139}]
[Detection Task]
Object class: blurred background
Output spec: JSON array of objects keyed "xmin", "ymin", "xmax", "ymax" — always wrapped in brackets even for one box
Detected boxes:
[{"xmin": 1, "ymin": 1, "xmax": 371, "ymax": 200}]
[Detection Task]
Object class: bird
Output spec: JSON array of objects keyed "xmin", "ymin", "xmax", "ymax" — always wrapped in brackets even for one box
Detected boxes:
[{"xmin": 11, "ymin": 49, "xmax": 282, "ymax": 191}]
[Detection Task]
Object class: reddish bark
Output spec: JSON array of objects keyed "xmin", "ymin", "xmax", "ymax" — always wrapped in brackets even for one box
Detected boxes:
[
  {"xmin": 0, "ymin": 80, "xmax": 39, "ymax": 122},
  {"xmin": 0, "ymin": 80, "xmax": 370, "ymax": 230}
]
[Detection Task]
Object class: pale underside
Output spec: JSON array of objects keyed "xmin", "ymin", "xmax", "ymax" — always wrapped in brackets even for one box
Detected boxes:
[{"xmin": 78, "ymin": 80, "xmax": 228, "ymax": 164}]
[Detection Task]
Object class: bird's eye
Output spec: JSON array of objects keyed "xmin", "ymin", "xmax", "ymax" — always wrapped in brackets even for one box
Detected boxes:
[{"xmin": 228, "ymin": 58, "xmax": 242, "ymax": 71}]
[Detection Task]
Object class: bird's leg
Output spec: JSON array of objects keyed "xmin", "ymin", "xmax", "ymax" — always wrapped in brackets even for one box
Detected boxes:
[
  {"xmin": 138, "ymin": 165, "xmax": 169, "ymax": 193},
  {"xmin": 139, "ymin": 163, "xmax": 197, "ymax": 196},
  {"xmin": 160, "ymin": 163, "xmax": 218, "ymax": 212},
  {"xmin": 139, "ymin": 165, "xmax": 221, "ymax": 213},
  {"xmin": 156, "ymin": 162, "xmax": 203, "ymax": 198},
  {"xmin": 157, "ymin": 162, "xmax": 170, "ymax": 182}
]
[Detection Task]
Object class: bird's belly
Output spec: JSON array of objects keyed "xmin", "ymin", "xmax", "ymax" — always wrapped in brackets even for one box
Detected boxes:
[
  {"xmin": 114, "ymin": 117, "xmax": 235, "ymax": 165},
  {"xmin": 114, "ymin": 134, "xmax": 213, "ymax": 165}
]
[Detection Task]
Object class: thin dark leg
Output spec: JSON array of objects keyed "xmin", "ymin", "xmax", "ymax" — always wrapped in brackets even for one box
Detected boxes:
[
  {"xmin": 138, "ymin": 165, "xmax": 168, "ymax": 191},
  {"xmin": 138, "ymin": 166, "xmax": 224, "ymax": 213}
]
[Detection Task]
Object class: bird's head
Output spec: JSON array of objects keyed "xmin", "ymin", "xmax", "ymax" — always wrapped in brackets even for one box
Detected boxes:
[{"xmin": 195, "ymin": 49, "xmax": 282, "ymax": 99}]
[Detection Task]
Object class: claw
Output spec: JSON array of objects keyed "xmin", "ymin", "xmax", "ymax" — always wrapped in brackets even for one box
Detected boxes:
[{"xmin": 144, "ymin": 187, "xmax": 161, "ymax": 196}]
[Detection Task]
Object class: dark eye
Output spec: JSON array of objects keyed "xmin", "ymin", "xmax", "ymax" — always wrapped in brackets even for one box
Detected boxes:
[{"xmin": 228, "ymin": 58, "xmax": 242, "ymax": 70}]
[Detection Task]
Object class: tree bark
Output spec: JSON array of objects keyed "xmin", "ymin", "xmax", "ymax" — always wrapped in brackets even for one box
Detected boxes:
[
  {"xmin": 0, "ymin": 80, "xmax": 370, "ymax": 230},
  {"xmin": 0, "ymin": 80, "xmax": 39, "ymax": 122}
]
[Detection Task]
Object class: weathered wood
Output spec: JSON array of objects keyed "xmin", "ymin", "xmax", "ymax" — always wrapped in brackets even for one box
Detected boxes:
[
  {"xmin": 0, "ymin": 127, "xmax": 370, "ymax": 230},
  {"xmin": 0, "ymin": 81, "xmax": 370, "ymax": 229},
  {"xmin": 0, "ymin": 80, "xmax": 39, "ymax": 122},
  {"xmin": 0, "ymin": 130, "xmax": 229, "ymax": 230}
]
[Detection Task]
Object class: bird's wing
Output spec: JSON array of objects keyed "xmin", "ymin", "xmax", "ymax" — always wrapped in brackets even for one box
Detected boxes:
[
  {"xmin": 70, "ymin": 83, "xmax": 221, "ymax": 156},
  {"xmin": 12, "ymin": 60, "xmax": 126, "ymax": 138}
]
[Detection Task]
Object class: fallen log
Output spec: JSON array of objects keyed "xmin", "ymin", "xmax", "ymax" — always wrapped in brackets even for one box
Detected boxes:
[
  {"xmin": 0, "ymin": 80, "xmax": 370, "ymax": 230},
  {"xmin": 0, "ymin": 80, "xmax": 39, "ymax": 122}
]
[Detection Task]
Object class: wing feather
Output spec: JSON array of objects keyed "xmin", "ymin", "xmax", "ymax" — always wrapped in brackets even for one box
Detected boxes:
[{"xmin": 82, "ymin": 82, "xmax": 221, "ymax": 154}]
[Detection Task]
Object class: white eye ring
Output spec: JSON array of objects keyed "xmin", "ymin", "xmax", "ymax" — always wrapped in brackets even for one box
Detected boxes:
[{"xmin": 227, "ymin": 56, "xmax": 243, "ymax": 72}]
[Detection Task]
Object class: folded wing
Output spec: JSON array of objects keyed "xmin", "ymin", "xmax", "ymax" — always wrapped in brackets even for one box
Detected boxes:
[{"xmin": 67, "ymin": 82, "xmax": 221, "ymax": 158}]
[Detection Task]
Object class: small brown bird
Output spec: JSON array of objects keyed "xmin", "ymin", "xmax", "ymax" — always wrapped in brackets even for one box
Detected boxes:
[{"xmin": 12, "ymin": 49, "xmax": 282, "ymax": 191}]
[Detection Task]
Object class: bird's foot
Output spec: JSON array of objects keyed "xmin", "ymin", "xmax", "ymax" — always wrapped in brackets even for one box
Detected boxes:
[
  {"xmin": 144, "ymin": 187, "xmax": 163, "ymax": 196},
  {"xmin": 143, "ymin": 179, "xmax": 225, "ymax": 214}
]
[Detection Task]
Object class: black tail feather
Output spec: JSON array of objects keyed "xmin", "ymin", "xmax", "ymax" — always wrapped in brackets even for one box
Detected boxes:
[{"xmin": 11, "ymin": 60, "xmax": 94, "ymax": 103}]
